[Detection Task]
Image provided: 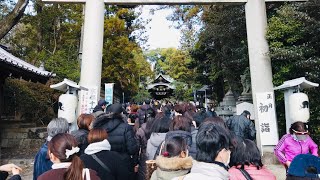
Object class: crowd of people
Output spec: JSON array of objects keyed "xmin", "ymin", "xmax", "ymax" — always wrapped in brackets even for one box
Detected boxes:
[{"xmin": 0, "ymin": 99, "xmax": 319, "ymax": 180}]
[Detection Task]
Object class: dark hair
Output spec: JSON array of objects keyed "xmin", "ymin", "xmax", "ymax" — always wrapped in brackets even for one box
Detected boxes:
[
  {"xmin": 242, "ymin": 110, "xmax": 251, "ymax": 117},
  {"xmin": 203, "ymin": 117, "xmax": 228, "ymax": 130},
  {"xmin": 196, "ymin": 123, "xmax": 231, "ymax": 163},
  {"xmin": 88, "ymin": 128, "xmax": 108, "ymax": 144},
  {"xmin": 150, "ymin": 112, "xmax": 170, "ymax": 133},
  {"xmin": 169, "ymin": 115, "xmax": 191, "ymax": 132},
  {"xmin": 162, "ymin": 136, "xmax": 188, "ymax": 158},
  {"xmin": 229, "ymin": 139, "xmax": 263, "ymax": 169},
  {"xmin": 174, "ymin": 104, "xmax": 186, "ymax": 114},
  {"xmin": 289, "ymin": 121, "xmax": 308, "ymax": 134},
  {"xmin": 77, "ymin": 114, "xmax": 94, "ymax": 130},
  {"xmin": 48, "ymin": 133, "xmax": 83, "ymax": 180},
  {"xmin": 145, "ymin": 108, "xmax": 157, "ymax": 139}
]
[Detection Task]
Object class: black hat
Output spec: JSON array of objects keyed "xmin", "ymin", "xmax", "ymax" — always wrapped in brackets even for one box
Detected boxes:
[
  {"xmin": 109, "ymin": 103, "xmax": 123, "ymax": 114},
  {"xmin": 98, "ymin": 99, "xmax": 107, "ymax": 106}
]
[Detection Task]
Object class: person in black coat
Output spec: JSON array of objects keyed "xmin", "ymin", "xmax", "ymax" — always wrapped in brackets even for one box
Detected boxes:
[
  {"xmin": 81, "ymin": 129, "xmax": 131, "ymax": 180},
  {"xmin": 92, "ymin": 103, "xmax": 138, "ymax": 175},
  {"xmin": 71, "ymin": 114, "xmax": 95, "ymax": 155}
]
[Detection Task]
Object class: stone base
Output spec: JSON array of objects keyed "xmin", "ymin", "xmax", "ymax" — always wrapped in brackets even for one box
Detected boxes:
[{"xmin": 262, "ymin": 145, "xmax": 280, "ymax": 165}]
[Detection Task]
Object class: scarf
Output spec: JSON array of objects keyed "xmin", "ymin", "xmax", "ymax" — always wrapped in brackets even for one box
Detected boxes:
[
  {"xmin": 84, "ymin": 139, "xmax": 111, "ymax": 155},
  {"xmin": 52, "ymin": 162, "xmax": 71, "ymax": 169}
]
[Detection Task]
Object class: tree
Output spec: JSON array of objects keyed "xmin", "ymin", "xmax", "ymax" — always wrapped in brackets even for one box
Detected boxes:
[
  {"xmin": 189, "ymin": 5, "xmax": 248, "ymax": 101},
  {"xmin": 0, "ymin": 0, "xmax": 29, "ymax": 39},
  {"xmin": 267, "ymin": 1, "xmax": 320, "ymax": 136}
]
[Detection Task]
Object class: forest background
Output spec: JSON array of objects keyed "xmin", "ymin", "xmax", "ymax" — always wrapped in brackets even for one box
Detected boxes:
[{"xmin": 0, "ymin": 0, "xmax": 319, "ymax": 139}]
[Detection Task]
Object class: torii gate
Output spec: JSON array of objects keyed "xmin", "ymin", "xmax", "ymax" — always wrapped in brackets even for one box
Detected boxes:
[{"xmin": 42, "ymin": 0, "xmax": 304, "ymax": 152}]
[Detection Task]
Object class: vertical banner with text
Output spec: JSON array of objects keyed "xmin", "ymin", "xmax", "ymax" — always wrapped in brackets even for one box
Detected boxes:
[
  {"xmin": 79, "ymin": 86, "xmax": 98, "ymax": 114},
  {"xmin": 105, "ymin": 83, "xmax": 114, "ymax": 106},
  {"xmin": 256, "ymin": 92, "xmax": 279, "ymax": 145}
]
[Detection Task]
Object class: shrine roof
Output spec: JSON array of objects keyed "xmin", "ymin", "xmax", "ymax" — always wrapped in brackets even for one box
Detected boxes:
[{"xmin": 0, "ymin": 46, "xmax": 55, "ymax": 78}]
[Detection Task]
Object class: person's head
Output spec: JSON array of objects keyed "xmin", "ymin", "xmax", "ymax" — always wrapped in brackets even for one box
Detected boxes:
[
  {"xmin": 169, "ymin": 115, "xmax": 191, "ymax": 132},
  {"xmin": 196, "ymin": 123, "xmax": 231, "ymax": 166},
  {"xmin": 150, "ymin": 112, "xmax": 170, "ymax": 133},
  {"xmin": 47, "ymin": 118, "xmax": 69, "ymax": 141},
  {"xmin": 289, "ymin": 121, "xmax": 309, "ymax": 141},
  {"xmin": 130, "ymin": 104, "xmax": 139, "ymax": 113},
  {"xmin": 161, "ymin": 136, "xmax": 189, "ymax": 158},
  {"xmin": 174, "ymin": 104, "xmax": 186, "ymax": 115},
  {"xmin": 203, "ymin": 117, "xmax": 228, "ymax": 130},
  {"xmin": 77, "ymin": 114, "xmax": 94, "ymax": 131},
  {"xmin": 48, "ymin": 133, "xmax": 84, "ymax": 180},
  {"xmin": 98, "ymin": 99, "xmax": 107, "ymax": 109},
  {"xmin": 87, "ymin": 128, "xmax": 108, "ymax": 144},
  {"xmin": 241, "ymin": 110, "xmax": 251, "ymax": 119},
  {"xmin": 145, "ymin": 99, "xmax": 151, "ymax": 105},
  {"xmin": 229, "ymin": 139, "xmax": 263, "ymax": 169}
]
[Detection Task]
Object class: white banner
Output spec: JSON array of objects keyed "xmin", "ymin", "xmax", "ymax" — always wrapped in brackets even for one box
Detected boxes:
[
  {"xmin": 79, "ymin": 86, "xmax": 98, "ymax": 114},
  {"xmin": 256, "ymin": 92, "xmax": 279, "ymax": 145},
  {"xmin": 105, "ymin": 83, "xmax": 114, "ymax": 106}
]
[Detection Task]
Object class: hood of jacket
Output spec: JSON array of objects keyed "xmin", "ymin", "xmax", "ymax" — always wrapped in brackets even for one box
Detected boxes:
[
  {"xmin": 93, "ymin": 113, "xmax": 122, "ymax": 132},
  {"xmin": 166, "ymin": 130, "xmax": 192, "ymax": 146},
  {"xmin": 149, "ymin": 133, "xmax": 167, "ymax": 147},
  {"xmin": 156, "ymin": 156, "xmax": 193, "ymax": 170},
  {"xmin": 93, "ymin": 105, "xmax": 104, "ymax": 113},
  {"xmin": 186, "ymin": 161, "xmax": 229, "ymax": 180},
  {"xmin": 84, "ymin": 139, "xmax": 111, "ymax": 155}
]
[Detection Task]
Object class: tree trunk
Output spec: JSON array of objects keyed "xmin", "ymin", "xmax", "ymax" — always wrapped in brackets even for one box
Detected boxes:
[{"xmin": 0, "ymin": 0, "xmax": 29, "ymax": 40}]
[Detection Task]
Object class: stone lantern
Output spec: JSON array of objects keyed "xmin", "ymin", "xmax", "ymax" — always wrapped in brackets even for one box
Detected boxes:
[
  {"xmin": 274, "ymin": 77, "xmax": 318, "ymax": 132},
  {"xmin": 50, "ymin": 79, "xmax": 88, "ymax": 131}
]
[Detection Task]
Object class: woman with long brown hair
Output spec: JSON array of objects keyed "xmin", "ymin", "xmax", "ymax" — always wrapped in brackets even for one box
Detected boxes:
[{"xmin": 38, "ymin": 133, "xmax": 100, "ymax": 180}]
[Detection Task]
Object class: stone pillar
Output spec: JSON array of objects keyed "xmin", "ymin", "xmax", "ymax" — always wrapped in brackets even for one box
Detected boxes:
[
  {"xmin": 245, "ymin": 0, "xmax": 277, "ymax": 152},
  {"xmin": 79, "ymin": 0, "xmax": 105, "ymax": 101}
]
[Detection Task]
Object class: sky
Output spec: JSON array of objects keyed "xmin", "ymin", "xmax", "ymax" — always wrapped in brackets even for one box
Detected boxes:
[{"xmin": 140, "ymin": 6, "xmax": 181, "ymax": 50}]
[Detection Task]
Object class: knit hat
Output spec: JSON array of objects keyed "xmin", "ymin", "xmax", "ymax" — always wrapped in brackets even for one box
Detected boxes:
[
  {"xmin": 98, "ymin": 99, "xmax": 107, "ymax": 106},
  {"xmin": 287, "ymin": 154, "xmax": 320, "ymax": 178}
]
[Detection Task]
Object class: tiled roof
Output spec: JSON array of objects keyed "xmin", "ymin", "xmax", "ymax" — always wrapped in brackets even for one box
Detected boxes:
[{"xmin": 0, "ymin": 47, "xmax": 55, "ymax": 77}]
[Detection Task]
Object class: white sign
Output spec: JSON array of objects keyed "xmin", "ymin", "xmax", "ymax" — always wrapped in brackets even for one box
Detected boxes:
[
  {"xmin": 236, "ymin": 102, "xmax": 255, "ymax": 120},
  {"xmin": 79, "ymin": 86, "xmax": 98, "ymax": 114},
  {"xmin": 256, "ymin": 92, "xmax": 279, "ymax": 145}
]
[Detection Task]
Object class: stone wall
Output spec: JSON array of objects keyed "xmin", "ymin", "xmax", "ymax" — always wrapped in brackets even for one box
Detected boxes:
[{"xmin": 0, "ymin": 121, "xmax": 46, "ymax": 152}]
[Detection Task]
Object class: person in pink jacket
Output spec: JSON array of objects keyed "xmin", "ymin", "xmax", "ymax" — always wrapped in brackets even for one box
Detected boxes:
[
  {"xmin": 229, "ymin": 139, "xmax": 276, "ymax": 180},
  {"xmin": 274, "ymin": 121, "xmax": 318, "ymax": 169}
]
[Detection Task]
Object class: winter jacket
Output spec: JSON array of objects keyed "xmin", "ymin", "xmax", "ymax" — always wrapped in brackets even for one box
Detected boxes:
[
  {"xmin": 0, "ymin": 171, "xmax": 21, "ymax": 180},
  {"xmin": 147, "ymin": 133, "xmax": 167, "ymax": 160},
  {"xmin": 165, "ymin": 130, "xmax": 197, "ymax": 159},
  {"xmin": 38, "ymin": 164, "xmax": 100, "ymax": 180},
  {"xmin": 135, "ymin": 123, "xmax": 148, "ymax": 180},
  {"xmin": 33, "ymin": 141, "xmax": 53, "ymax": 180},
  {"xmin": 274, "ymin": 134, "xmax": 318, "ymax": 164},
  {"xmin": 71, "ymin": 129, "xmax": 89, "ymax": 155},
  {"xmin": 92, "ymin": 106, "xmax": 105, "ymax": 118},
  {"xmin": 92, "ymin": 113, "xmax": 138, "ymax": 167},
  {"xmin": 81, "ymin": 140, "xmax": 131, "ymax": 180},
  {"xmin": 229, "ymin": 165, "xmax": 276, "ymax": 180},
  {"xmin": 137, "ymin": 104, "xmax": 152, "ymax": 125},
  {"xmin": 226, "ymin": 115, "xmax": 256, "ymax": 140},
  {"xmin": 151, "ymin": 156, "xmax": 193, "ymax": 180},
  {"xmin": 172, "ymin": 161, "xmax": 229, "ymax": 180}
]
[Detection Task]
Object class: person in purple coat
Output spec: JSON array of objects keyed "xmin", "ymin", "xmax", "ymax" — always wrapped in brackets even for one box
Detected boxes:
[{"xmin": 274, "ymin": 121, "xmax": 318, "ymax": 170}]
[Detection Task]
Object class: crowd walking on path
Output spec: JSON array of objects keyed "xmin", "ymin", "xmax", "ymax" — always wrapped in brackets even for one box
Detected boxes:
[{"xmin": 0, "ymin": 99, "xmax": 319, "ymax": 180}]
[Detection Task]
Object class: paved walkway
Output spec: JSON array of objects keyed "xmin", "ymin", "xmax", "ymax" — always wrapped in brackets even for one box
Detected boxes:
[{"xmin": 266, "ymin": 164, "xmax": 286, "ymax": 180}]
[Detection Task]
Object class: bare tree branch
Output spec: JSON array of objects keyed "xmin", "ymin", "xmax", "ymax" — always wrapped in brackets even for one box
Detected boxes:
[{"xmin": 0, "ymin": 0, "xmax": 29, "ymax": 40}]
